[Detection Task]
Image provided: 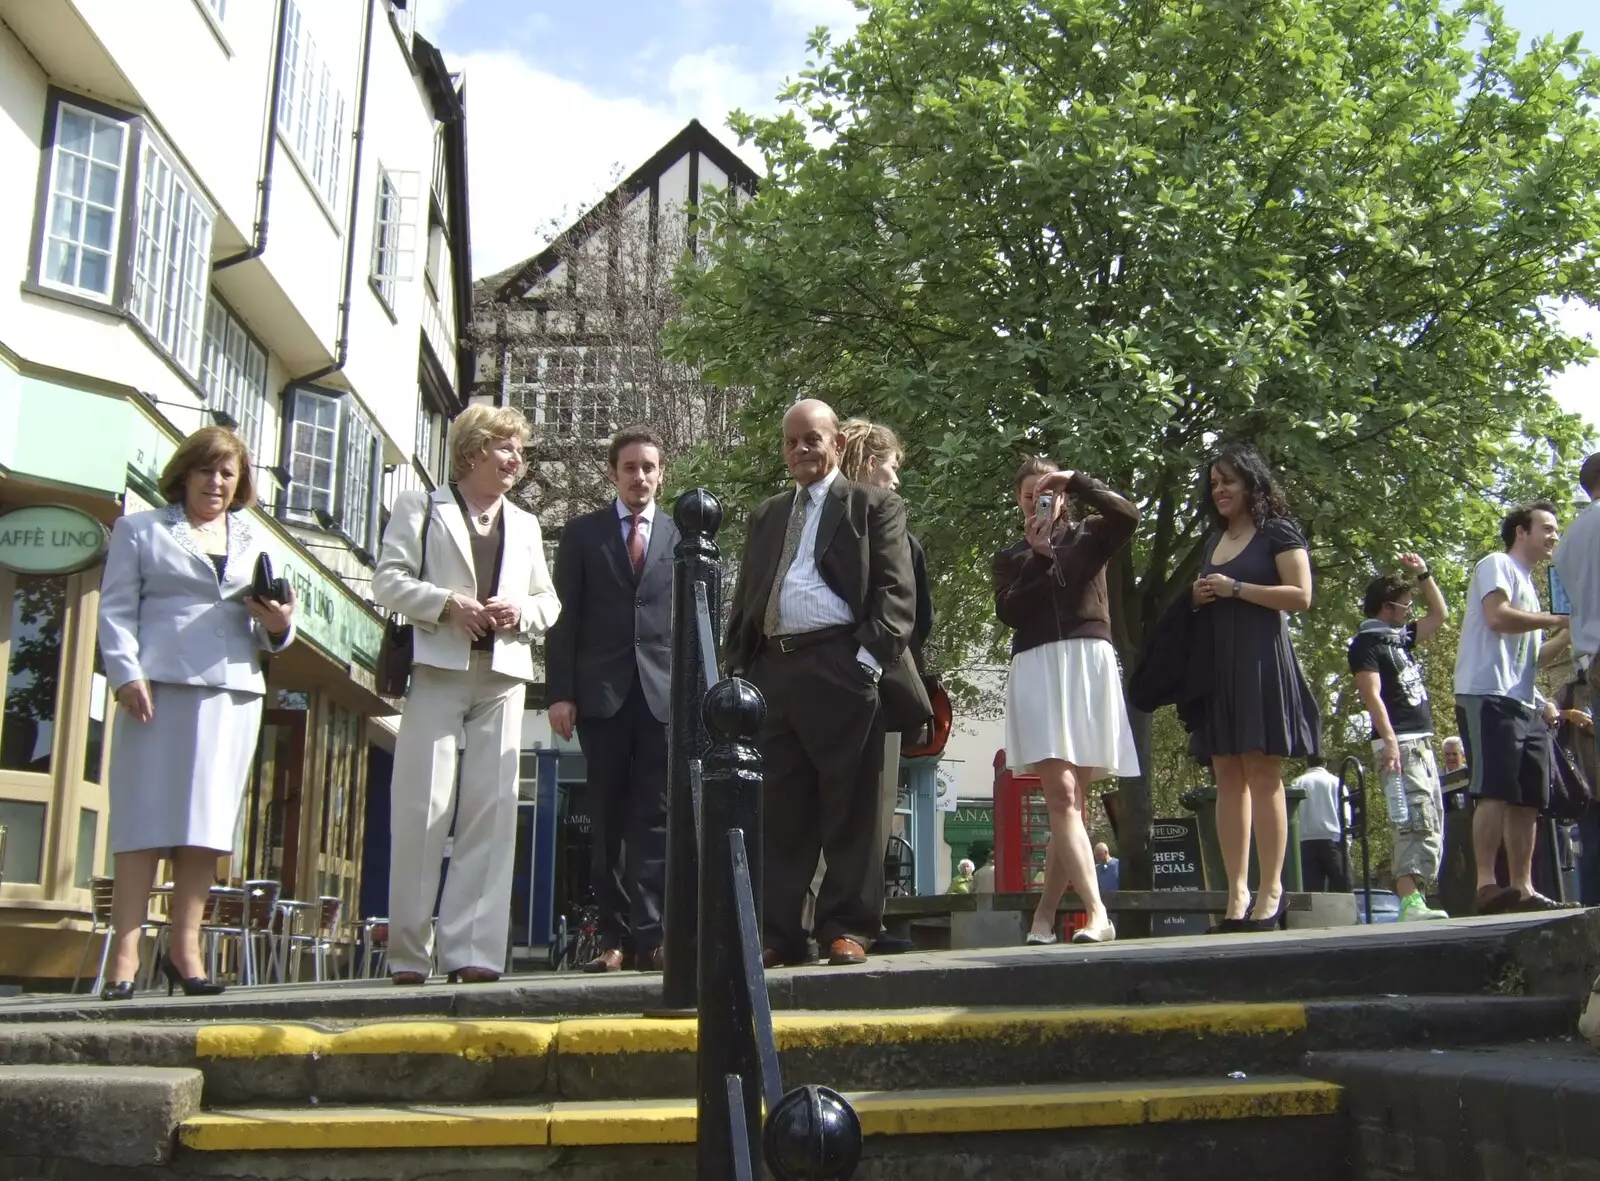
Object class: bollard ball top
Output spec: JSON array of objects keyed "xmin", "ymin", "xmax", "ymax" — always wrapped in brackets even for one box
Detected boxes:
[
  {"xmin": 673, "ymin": 487, "xmax": 723, "ymax": 537},
  {"xmin": 763, "ymin": 1085, "xmax": 863, "ymax": 1180},
  {"xmin": 702, "ymin": 676, "xmax": 765, "ymax": 739}
]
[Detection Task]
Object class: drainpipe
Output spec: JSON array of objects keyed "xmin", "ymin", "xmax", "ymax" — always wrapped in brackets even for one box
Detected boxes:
[
  {"xmin": 292, "ymin": 0, "xmax": 376, "ymax": 386},
  {"xmin": 215, "ymin": 0, "xmax": 288, "ymax": 271}
]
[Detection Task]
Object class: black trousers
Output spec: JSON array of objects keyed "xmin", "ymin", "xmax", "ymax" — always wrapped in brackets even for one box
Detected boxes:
[
  {"xmin": 575, "ymin": 677, "xmax": 669, "ymax": 953},
  {"xmin": 1301, "ymin": 839, "xmax": 1352, "ymax": 893},
  {"xmin": 752, "ymin": 635, "xmax": 887, "ymax": 958}
]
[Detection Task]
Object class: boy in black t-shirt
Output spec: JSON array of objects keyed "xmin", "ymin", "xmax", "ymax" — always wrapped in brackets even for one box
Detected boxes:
[{"xmin": 1348, "ymin": 555, "xmax": 1451, "ymax": 920}]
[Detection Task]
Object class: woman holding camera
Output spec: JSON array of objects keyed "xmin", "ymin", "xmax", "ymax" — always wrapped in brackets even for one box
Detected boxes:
[
  {"xmin": 96, "ymin": 427, "xmax": 296, "ymax": 1000},
  {"xmin": 993, "ymin": 458, "xmax": 1139, "ymax": 945},
  {"xmin": 373, "ymin": 406, "xmax": 560, "ymax": 985},
  {"xmin": 1190, "ymin": 443, "xmax": 1318, "ymax": 932}
]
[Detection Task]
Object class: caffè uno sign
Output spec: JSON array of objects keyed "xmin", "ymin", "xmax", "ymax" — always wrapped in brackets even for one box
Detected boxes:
[{"xmin": 0, "ymin": 505, "xmax": 109, "ymax": 575}]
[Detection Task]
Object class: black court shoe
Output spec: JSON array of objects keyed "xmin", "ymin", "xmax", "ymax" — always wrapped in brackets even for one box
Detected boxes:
[
  {"xmin": 159, "ymin": 957, "xmax": 226, "ymax": 997},
  {"xmin": 100, "ymin": 981, "xmax": 136, "ymax": 1001}
]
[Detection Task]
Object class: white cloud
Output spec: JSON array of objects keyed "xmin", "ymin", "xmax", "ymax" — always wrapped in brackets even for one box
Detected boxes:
[
  {"xmin": 769, "ymin": 0, "xmax": 867, "ymax": 34},
  {"xmin": 666, "ymin": 45, "xmax": 769, "ymax": 124},
  {"xmin": 452, "ymin": 50, "xmax": 684, "ymax": 277},
  {"xmin": 1551, "ymin": 301, "xmax": 1600, "ymax": 434},
  {"xmin": 416, "ymin": 0, "xmax": 466, "ymax": 43}
]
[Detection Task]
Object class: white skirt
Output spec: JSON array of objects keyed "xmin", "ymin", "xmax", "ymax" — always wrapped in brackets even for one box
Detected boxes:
[
  {"xmin": 1005, "ymin": 638, "xmax": 1140, "ymax": 779},
  {"xmin": 107, "ymin": 683, "xmax": 263, "ymax": 854}
]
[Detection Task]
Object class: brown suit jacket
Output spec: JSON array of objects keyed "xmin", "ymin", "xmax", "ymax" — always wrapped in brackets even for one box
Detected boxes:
[{"xmin": 727, "ymin": 473, "xmax": 932, "ymax": 731}]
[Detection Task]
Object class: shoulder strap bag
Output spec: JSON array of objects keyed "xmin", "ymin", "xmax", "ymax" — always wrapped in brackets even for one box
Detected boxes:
[{"xmin": 374, "ymin": 501, "xmax": 434, "ymax": 697}]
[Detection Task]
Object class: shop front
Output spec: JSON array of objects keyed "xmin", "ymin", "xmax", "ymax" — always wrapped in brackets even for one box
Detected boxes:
[{"xmin": 0, "ymin": 354, "xmax": 394, "ymax": 985}]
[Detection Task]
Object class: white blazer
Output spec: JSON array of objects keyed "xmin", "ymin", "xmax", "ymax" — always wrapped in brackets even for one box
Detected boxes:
[
  {"xmin": 97, "ymin": 505, "xmax": 296, "ymax": 696},
  {"xmin": 372, "ymin": 487, "xmax": 560, "ymax": 682}
]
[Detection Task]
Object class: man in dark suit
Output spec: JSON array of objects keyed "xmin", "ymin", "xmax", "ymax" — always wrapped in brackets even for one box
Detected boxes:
[
  {"xmin": 726, "ymin": 399, "xmax": 930, "ymax": 967},
  {"xmin": 546, "ymin": 428, "xmax": 679, "ymax": 972}
]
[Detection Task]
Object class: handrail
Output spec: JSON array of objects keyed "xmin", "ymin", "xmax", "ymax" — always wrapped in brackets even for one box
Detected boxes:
[
  {"xmin": 730, "ymin": 828, "xmax": 783, "ymax": 1110},
  {"xmin": 1338, "ymin": 755, "xmax": 1373, "ymax": 923}
]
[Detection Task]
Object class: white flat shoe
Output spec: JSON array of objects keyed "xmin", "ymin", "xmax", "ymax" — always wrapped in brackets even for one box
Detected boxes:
[
  {"xmin": 1024, "ymin": 931, "xmax": 1058, "ymax": 946},
  {"xmin": 1071, "ymin": 923, "xmax": 1116, "ymax": 945}
]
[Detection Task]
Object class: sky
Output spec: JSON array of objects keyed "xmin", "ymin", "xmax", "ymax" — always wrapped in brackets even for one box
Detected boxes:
[{"xmin": 419, "ymin": 0, "xmax": 1597, "ymax": 433}]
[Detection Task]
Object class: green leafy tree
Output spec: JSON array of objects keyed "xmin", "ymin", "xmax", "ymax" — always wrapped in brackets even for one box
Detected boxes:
[{"xmin": 671, "ymin": 0, "xmax": 1599, "ymax": 899}]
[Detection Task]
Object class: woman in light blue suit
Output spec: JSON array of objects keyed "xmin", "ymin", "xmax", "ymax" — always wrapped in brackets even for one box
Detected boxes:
[{"xmin": 96, "ymin": 427, "xmax": 295, "ymax": 1000}]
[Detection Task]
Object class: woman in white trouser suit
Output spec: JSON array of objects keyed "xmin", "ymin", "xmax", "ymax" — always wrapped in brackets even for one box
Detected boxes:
[{"xmin": 372, "ymin": 406, "xmax": 559, "ymax": 983}]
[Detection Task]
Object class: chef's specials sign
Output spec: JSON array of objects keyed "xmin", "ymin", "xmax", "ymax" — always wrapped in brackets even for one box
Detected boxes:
[{"xmin": 1151, "ymin": 817, "xmax": 1207, "ymax": 937}]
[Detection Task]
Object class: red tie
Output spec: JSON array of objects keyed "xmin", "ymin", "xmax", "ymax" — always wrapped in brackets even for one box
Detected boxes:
[{"xmin": 627, "ymin": 514, "xmax": 645, "ymax": 576}]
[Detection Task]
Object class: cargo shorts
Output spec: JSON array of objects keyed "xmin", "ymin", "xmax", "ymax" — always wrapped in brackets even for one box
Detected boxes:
[{"xmin": 1376, "ymin": 737, "xmax": 1445, "ymax": 886}]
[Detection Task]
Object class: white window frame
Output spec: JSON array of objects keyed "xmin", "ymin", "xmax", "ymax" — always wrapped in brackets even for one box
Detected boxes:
[
  {"xmin": 37, "ymin": 102, "xmax": 129, "ymax": 303},
  {"xmin": 276, "ymin": 0, "xmax": 347, "ymax": 210},
  {"xmin": 371, "ymin": 167, "xmax": 417, "ymax": 312},
  {"xmin": 282, "ymin": 388, "xmax": 382, "ymax": 556},
  {"xmin": 200, "ymin": 297, "xmax": 268, "ymax": 458},
  {"xmin": 130, "ymin": 135, "xmax": 214, "ymax": 377},
  {"xmin": 284, "ymin": 387, "xmax": 341, "ymax": 521},
  {"xmin": 414, "ymin": 401, "xmax": 443, "ymax": 485}
]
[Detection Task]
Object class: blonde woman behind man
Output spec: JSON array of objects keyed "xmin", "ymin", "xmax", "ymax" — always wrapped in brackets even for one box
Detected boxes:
[
  {"xmin": 838, "ymin": 418, "xmax": 932, "ymax": 953},
  {"xmin": 373, "ymin": 406, "xmax": 560, "ymax": 984}
]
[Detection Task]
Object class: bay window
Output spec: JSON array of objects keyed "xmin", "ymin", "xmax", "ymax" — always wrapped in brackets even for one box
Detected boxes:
[{"xmin": 282, "ymin": 387, "xmax": 382, "ymax": 557}]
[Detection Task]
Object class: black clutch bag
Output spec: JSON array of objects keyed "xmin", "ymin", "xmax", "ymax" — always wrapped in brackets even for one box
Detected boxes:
[{"xmin": 251, "ymin": 552, "xmax": 292, "ymax": 603}]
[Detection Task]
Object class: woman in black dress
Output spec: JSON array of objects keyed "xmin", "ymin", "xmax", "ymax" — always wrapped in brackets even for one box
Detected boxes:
[{"xmin": 1192, "ymin": 444, "xmax": 1320, "ymax": 931}]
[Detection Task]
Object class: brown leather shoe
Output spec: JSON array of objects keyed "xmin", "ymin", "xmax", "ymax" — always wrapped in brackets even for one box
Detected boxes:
[
  {"xmin": 634, "ymin": 947, "xmax": 666, "ymax": 972},
  {"xmin": 449, "ymin": 966, "xmax": 502, "ymax": 984},
  {"xmin": 390, "ymin": 971, "xmax": 427, "ymax": 986},
  {"xmin": 581, "ymin": 948, "xmax": 625, "ymax": 974},
  {"xmin": 761, "ymin": 948, "xmax": 786, "ymax": 970},
  {"xmin": 827, "ymin": 938, "xmax": 867, "ymax": 966}
]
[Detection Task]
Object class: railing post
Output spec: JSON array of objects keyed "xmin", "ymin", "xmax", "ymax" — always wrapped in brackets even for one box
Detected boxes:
[
  {"xmin": 665, "ymin": 488, "xmax": 723, "ymax": 1010},
  {"xmin": 698, "ymin": 677, "xmax": 766, "ymax": 1179}
]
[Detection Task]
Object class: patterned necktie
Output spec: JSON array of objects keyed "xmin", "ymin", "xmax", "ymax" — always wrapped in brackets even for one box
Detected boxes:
[
  {"xmin": 763, "ymin": 491, "xmax": 809, "ymax": 636},
  {"xmin": 627, "ymin": 514, "xmax": 645, "ymax": 577}
]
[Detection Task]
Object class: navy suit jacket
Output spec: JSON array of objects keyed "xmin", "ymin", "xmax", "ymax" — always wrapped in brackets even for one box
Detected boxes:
[{"xmin": 545, "ymin": 500, "xmax": 678, "ymax": 723}]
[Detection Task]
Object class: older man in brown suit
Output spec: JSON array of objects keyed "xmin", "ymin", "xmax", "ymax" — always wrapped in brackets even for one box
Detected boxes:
[{"xmin": 726, "ymin": 399, "xmax": 928, "ymax": 967}]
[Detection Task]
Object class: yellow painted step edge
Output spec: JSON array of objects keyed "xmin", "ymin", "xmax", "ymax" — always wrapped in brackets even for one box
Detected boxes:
[
  {"xmin": 193, "ymin": 1001, "xmax": 1308, "ymax": 1061},
  {"xmin": 178, "ymin": 1078, "xmax": 1342, "ymax": 1152}
]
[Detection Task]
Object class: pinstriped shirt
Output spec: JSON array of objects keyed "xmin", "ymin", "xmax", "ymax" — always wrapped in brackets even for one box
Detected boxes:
[{"xmin": 775, "ymin": 468, "xmax": 880, "ymax": 671}]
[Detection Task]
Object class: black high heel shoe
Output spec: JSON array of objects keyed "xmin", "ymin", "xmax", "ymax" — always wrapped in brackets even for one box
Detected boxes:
[
  {"xmin": 1244, "ymin": 891, "xmax": 1290, "ymax": 932},
  {"xmin": 100, "ymin": 981, "xmax": 136, "ymax": 1001},
  {"xmin": 159, "ymin": 956, "xmax": 226, "ymax": 997}
]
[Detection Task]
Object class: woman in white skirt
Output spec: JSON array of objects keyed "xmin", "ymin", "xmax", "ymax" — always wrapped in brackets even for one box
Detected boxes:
[
  {"xmin": 97, "ymin": 428, "xmax": 296, "ymax": 1000},
  {"xmin": 993, "ymin": 458, "xmax": 1140, "ymax": 945}
]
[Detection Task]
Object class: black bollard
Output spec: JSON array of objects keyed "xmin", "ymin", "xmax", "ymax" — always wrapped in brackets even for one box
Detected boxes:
[
  {"xmin": 664, "ymin": 488, "xmax": 724, "ymax": 1011},
  {"xmin": 698, "ymin": 676, "xmax": 766, "ymax": 1179},
  {"xmin": 764, "ymin": 1085, "xmax": 864, "ymax": 1181}
]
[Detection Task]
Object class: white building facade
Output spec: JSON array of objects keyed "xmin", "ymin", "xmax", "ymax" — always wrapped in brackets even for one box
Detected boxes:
[{"xmin": 0, "ymin": 0, "xmax": 471, "ymax": 981}]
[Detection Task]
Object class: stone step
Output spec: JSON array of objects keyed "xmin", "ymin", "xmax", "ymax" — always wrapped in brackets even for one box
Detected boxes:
[
  {"xmin": 1305, "ymin": 1043, "xmax": 1600, "ymax": 1180},
  {"xmin": 2, "ymin": 909, "xmax": 1591, "ymax": 1027},
  {"xmin": 172, "ymin": 1076, "xmax": 1344, "ymax": 1181},
  {"xmin": 0, "ymin": 995, "xmax": 1572, "ymax": 1106}
]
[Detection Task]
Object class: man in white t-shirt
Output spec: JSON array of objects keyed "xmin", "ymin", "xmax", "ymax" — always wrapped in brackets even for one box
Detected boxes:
[
  {"xmin": 1293, "ymin": 757, "xmax": 1350, "ymax": 892},
  {"xmin": 1453, "ymin": 501, "xmax": 1569, "ymax": 914}
]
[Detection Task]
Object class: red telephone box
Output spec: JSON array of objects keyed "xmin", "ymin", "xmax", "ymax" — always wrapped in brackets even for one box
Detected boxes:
[{"xmin": 992, "ymin": 750, "xmax": 1088, "ymax": 936}]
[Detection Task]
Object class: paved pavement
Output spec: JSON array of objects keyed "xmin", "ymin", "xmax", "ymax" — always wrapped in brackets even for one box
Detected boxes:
[{"xmin": 1, "ymin": 909, "xmax": 1593, "ymax": 1024}]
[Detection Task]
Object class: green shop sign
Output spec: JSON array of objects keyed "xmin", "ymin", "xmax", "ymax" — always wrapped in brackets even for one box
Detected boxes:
[{"xmin": 0, "ymin": 504, "xmax": 109, "ymax": 574}]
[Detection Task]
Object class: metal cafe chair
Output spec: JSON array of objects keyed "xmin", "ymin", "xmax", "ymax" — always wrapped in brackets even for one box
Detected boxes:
[
  {"xmin": 242, "ymin": 880, "xmax": 282, "ymax": 983},
  {"xmin": 72, "ymin": 877, "xmax": 169, "ymax": 995},
  {"xmin": 352, "ymin": 917, "xmax": 390, "ymax": 980},
  {"xmin": 884, "ymin": 834, "xmax": 916, "ymax": 898},
  {"xmin": 200, "ymin": 886, "xmax": 258, "ymax": 985},
  {"xmin": 286, "ymin": 896, "xmax": 344, "ymax": 982}
]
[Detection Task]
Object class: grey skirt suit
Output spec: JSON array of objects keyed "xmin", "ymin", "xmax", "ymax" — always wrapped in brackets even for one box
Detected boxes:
[{"xmin": 97, "ymin": 505, "xmax": 295, "ymax": 854}]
